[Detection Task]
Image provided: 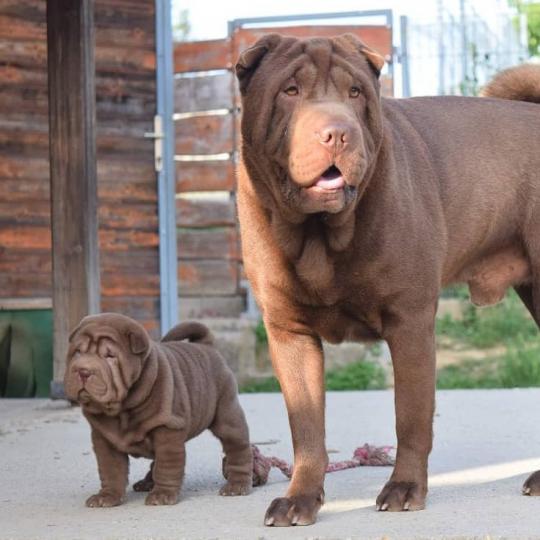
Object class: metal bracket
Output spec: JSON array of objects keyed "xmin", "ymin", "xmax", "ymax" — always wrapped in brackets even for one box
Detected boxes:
[{"xmin": 144, "ymin": 114, "xmax": 164, "ymax": 172}]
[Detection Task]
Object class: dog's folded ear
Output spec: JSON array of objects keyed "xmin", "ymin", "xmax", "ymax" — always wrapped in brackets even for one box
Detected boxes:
[
  {"xmin": 235, "ymin": 33, "xmax": 282, "ymax": 94},
  {"xmin": 127, "ymin": 326, "xmax": 150, "ymax": 356},
  {"xmin": 335, "ymin": 33, "xmax": 385, "ymax": 77}
]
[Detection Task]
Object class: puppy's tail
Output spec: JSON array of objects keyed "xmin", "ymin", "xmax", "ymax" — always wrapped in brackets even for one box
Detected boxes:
[
  {"xmin": 480, "ymin": 64, "xmax": 540, "ymax": 103},
  {"xmin": 161, "ymin": 321, "xmax": 214, "ymax": 345}
]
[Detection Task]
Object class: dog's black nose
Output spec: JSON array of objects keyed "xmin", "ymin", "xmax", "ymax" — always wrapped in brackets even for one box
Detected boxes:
[{"xmin": 78, "ymin": 368, "xmax": 91, "ymax": 383}]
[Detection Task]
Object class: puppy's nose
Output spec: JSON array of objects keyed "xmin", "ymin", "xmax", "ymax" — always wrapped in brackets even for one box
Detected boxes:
[
  {"xmin": 78, "ymin": 368, "xmax": 91, "ymax": 383},
  {"xmin": 318, "ymin": 124, "xmax": 350, "ymax": 151}
]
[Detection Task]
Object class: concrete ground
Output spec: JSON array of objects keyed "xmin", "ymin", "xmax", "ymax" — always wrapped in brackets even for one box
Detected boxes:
[{"xmin": 1, "ymin": 390, "xmax": 540, "ymax": 540}]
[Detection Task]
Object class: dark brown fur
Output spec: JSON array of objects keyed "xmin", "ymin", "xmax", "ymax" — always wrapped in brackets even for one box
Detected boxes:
[
  {"xmin": 64, "ymin": 313, "xmax": 253, "ymax": 507},
  {"xmin": 235, "ymin": 35, "xmax": 540, "ymax": 525}
]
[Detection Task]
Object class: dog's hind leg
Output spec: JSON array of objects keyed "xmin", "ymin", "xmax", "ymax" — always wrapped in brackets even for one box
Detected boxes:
[
  {"xmin": 516, "ymin": 228, "xmax": 540, "ymax": 495},
  {"xmin": 514, "ymin": 284, "xmax": 540, "ymax": 327},
  {"xmin": 211, "ymin": 384, "xmax": 253, "ymax": 496},
  {"xmin": 133, "ymin": 461, "xmax": 154, "ymax": 492}
]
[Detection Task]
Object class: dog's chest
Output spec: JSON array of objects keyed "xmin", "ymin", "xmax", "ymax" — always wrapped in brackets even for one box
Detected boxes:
[
  {"xmin": 89, "ymin": 414, "xmax": 155, "ymax": 458},
  {"xmin": 309, "ymin": 303, "xmax": 382, "ymax": 344}
]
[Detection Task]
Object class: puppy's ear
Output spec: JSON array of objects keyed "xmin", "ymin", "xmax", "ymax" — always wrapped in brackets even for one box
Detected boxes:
[
  {"xmin": 235, "ymin": 33, "xmax": 282, "ymax": 94},
  {"xmin": 127, "ymin": 327, "xmax": 150, "ymax": 356},
  {"xmin": 337, "ymin": 33, "xmax": 385, "ymax": 77}
]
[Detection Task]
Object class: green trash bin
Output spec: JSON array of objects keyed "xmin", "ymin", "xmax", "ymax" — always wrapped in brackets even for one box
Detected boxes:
[{"xmin": 0, "ymin": 310, "xmax": 53, "ymax": 398}]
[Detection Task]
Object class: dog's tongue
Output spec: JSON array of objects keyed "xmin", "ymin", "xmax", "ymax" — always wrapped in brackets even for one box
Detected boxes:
[{"xmin": 315, "ymin": 165, "xmax": 345, "ymax": 190}]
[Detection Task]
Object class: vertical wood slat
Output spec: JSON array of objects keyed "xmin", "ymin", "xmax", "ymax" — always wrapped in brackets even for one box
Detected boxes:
[{"xmin": 47, "ymin": 0, "xmax": 100, "ymax": 396}]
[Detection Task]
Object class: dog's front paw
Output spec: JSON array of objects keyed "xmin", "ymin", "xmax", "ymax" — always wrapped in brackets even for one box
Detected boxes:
[
  {"xmin": 523, "ymin": 470, "xmax": 540, "ymax": 496},
  {"xmin": 219, "ymin": 481, "xmax": 252, "ymax": 496},
  {"xmin": 264, "ymin": 492, "xmax": 323, "ymax": 526},
  {"xmin": 376, "ymin": 480, "xmax": 426, "ymax": 511},
  {"xmin": 145, "ymin": 488, "xmax": 179, "ymax": 505},
  {"xmin": 86, "ymin": 491, "xmax": 124, "ymax": 508}
]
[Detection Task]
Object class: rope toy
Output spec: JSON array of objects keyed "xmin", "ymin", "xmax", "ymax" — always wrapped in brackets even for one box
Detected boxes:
[{"xmin": 251, "ymin": 443, "xmax": 395, "ymax": 486}]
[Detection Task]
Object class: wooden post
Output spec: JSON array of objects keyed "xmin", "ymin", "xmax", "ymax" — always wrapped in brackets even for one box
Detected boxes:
[{"xmin": 47, "ymin": 0, "xmax": 100, "ymax": 398}]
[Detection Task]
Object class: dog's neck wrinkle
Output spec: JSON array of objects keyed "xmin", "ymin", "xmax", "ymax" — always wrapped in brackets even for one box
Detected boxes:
[{"xmin": 122, "ymin": 345, "xmax": 159, "ymax": 411}]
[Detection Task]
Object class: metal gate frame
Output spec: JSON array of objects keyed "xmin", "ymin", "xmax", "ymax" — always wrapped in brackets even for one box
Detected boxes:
[{"xmin": 155, "ymin": 0, "xmax": 178, "ymax": 333}]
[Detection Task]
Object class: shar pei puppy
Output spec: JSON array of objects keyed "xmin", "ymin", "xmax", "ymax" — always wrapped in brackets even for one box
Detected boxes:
[
  {"xmin": 64, "ymin": 313, "xmax": 254, "ymax": 507},
  {"xmin": 235, "ymin": 33, "xmax": 540, "ymax": 526}
]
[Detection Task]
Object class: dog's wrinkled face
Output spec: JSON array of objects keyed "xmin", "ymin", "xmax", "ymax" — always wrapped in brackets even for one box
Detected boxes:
[
  {"xmin": 236, "ymin": 33, "xmax": 385, "ymax": 217},
  {"xmin": 64, "ymin": 313, "xmax": 150, "ymax": 415}
]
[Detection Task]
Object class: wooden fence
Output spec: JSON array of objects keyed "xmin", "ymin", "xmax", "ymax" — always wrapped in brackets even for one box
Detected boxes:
[
  {"xmin": 0, "ymin": 0, "xmax": 160, "ymax": 334},
  {"xmin": 174, "ymin": 25, "xmax": 393, "ymax": 316}
]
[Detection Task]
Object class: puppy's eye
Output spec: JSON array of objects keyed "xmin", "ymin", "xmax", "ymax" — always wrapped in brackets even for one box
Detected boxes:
[
  {"xmin": 284, "ymin": 85, "xmax": 299, "ymax": 96},
  {"xmin": 349, "ymin": 86, "xmax": 361, "ymax": 98},
  {"xmin": 105, "ymin": 352, "xmax": 115, "ymax": 359}
]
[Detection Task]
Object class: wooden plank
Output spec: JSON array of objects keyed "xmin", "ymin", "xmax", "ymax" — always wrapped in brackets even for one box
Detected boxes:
[
  {"xmin": 99, "ymin": 203, "xmax": 158, "ymax": 231},
  {"xmin": 0, "ymin": 156, "xmax": 50, "ymax": 180},
  {"xmin": 101, "ymin": 250, "xmax": 159, "ymax": 274},
  {"xmin": 0, "ymin": 15, "xmax": 45, "ymax": 42},
  {"xmin": 101, "ymin": 296, "xmax": 159, "ymax": 320},
  {"xmin": 178, "ymin": 260, "xmax": 239, "ymax": 296},
  {"xmin": 97, "ymin": 159, "xmax": 155, "ymax": 183},
  {"xmin": 233, "ymin": 26, "xmax": 393, "ymax": 61},
  {"xmin": 0, "ymin": 273, "xmax": 51, "ymax": 298},
  {"xmin": 102, "ymin": 272, "xmax": 159, "ymax": 297},
  {"xmin": 178, "ymin": 227, "xmax": 239, "ymax": 260},
  {"xmin": 98, "ymin": 180, "xmax": 158, "ymax": 203},
  {"xmin": 175, "ymin": 114, "xmax": 233, "ymax": 155},
  {"xmin": 176, "ymin": 161, "xmax": 235, "ymax": 193},
  {"xmin": 99, "ymin": 229, "xmax": 159, "ymax": 251},
  {"xmin": 0, "ymin": 298, "xmax": 52, "ymax": 310},
  {"xmin": 0, "ymin": 249, "xmax": 52, "ymax": 273},
  {"xmin": 0, "ymin": 180, "xmax": 50, "ymax": 203},
  {"xmin": 177, "ymin": 197, "xmax": 236, "ymax": 228},
  {"xmin": 47, "ymin": 0, "xmax": 100, "ymax": 391},
  {"xmin": 0, "ymin": 226, "xmax": 51, "ymax": 250},
  {"xmin": 101, "ymin": 296, "xmax": 160, "ymax": 338},
  {"xmin": 0, "ymin": 201, "xmax": 50, "ymax": 226},
  {"xmin": 0, "ymin": 227, "xmax": 159, "ymax": 253},
  {"xmin": 174, "ymin": 38, "xmax": 232, "ymax": 73},
  {"xmin": 174, "ymin": 72, "xmax": 232, "ymax": 113}
]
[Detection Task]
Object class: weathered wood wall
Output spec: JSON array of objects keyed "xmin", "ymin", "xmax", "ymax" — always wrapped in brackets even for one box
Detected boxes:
[
  {"xmin": 0, "ymin": 0, "xmax": 160, "ymax": 334},
  {"xmin": 173, "ymin": 25, "xmax": 393, "ymax": 317}
]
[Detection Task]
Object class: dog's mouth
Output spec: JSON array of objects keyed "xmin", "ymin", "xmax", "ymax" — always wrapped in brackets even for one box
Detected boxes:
[{"xmin": 313, "ymin": 165, "xmax": 345, "ymax": 190}]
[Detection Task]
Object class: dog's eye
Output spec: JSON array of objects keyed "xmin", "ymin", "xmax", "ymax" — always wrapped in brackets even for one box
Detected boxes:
[
  {"xmin": 349, "ymin": 86, "xmax": 361, "ymax": 98},
  {"xmin": 284, "ymin": 85, "xmax": 299, "ymax": 96}
]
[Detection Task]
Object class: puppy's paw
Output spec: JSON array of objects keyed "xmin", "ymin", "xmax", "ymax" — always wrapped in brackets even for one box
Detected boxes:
[
  {"xmin": 85, "ymin": 491, "xmax": 124, "ymax": 508},
  {"xmin": 145, "ymin": 488, "xmax": 179, "ymax": 506},
  {"xmin": 219, "ymin": 481, "xmax": 252, "ymax": 496},
  {"xmin": 376, "ymin": 480, "xmax": 426, "ymax": 512},
  {"xmin": 523, "ymin": 470, "xmax": 540, "ymax": 496}
]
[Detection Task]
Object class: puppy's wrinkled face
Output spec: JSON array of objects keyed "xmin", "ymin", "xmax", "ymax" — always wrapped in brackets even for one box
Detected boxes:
[
  {"xmin": 64, "ymin": 314, "xmax": 150, "ymax": 416},
  {"xmin": 236, "ymin": 33, "xmax": 385, "ymax": 217}
]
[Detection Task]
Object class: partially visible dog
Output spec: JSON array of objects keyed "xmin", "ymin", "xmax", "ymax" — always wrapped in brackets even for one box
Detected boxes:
[{"xmin": 64, "ymin": 313, "xmax": 253, "ymax": 507}]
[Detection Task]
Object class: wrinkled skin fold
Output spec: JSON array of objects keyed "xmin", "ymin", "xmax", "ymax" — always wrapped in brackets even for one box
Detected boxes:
[{"xmin": 235, "ymin": 34, "xmax": 540, "ymax": 526}]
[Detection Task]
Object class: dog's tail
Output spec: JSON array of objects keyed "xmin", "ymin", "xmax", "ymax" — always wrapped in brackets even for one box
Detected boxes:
[
  {"xmin": 161, "ymin": 321, "xmax": 214, "ymax": 345},
  {"xmin": 480, "ymin": 64, "xmax": 540, "ymax": 103}
]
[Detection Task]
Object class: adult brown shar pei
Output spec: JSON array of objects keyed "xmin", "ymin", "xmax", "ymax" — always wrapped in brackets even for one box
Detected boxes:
[
  {"xmin": 235, "ymin": 33, "xmax": 540, "ymax": 526},
  {"xmin": 64, "ymin": 313, "xmax": 254, "ymax": 507}
]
